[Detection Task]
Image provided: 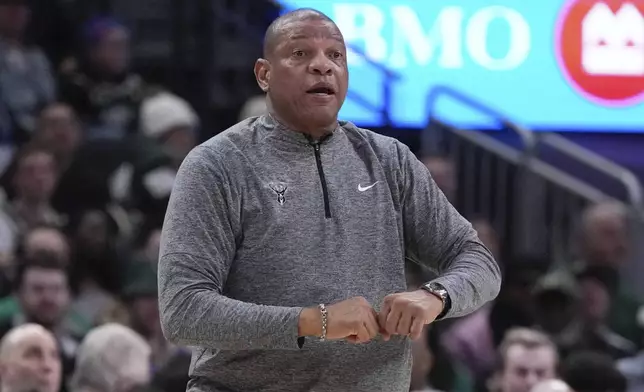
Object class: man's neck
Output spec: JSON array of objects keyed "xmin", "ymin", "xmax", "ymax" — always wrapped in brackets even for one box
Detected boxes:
[{"xmin": 267, "ymin": 111, "xmax": 336, "ymax": 140}]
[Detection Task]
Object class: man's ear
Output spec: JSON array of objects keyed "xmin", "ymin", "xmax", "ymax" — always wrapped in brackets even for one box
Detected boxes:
[{"xmin": 254, "ymin": 58, "xmax": 270, "ymax": 93}]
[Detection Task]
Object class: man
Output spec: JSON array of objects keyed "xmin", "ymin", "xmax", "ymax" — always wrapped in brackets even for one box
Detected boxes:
[
  {"xmin": 58, "ymin": 16, "xmax": 155, "ymax": 139},
  {"xmin": 2, "ymin": 147, "xmax": 64, "ymax": 236},
  {"xmin": 158, "ymin": 8, "xmax": 501, "ymax": 392},
  {"xmin": 71, "ymin": 324, "xmax": 151, "ymax": 392},
  {"xmin": 0, "ymin": 323, "xmax": 62, "ymax": 392},
  {"xmin": 574, "ymin": 201, "xmax": 641, "ymax": 346},
  {"xmin": 0, "ymin": 0, "xmax": 56, "ymax": 144},
  {"xmin": 491, "ymin": 328, "xmax": 558, "ymax": 392},
  {"xmin": 31, "ymin": 103, "xmax": 83, "ymax": 172},
  {"xmin": 0, "ymin": 254, "xmax": 89, "ymax": 389}
]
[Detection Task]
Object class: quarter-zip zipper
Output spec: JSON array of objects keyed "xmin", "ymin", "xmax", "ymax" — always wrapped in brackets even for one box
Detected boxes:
[{"xmin": 312, "ymin": 142, "xmax": 331, "ymax": 218}]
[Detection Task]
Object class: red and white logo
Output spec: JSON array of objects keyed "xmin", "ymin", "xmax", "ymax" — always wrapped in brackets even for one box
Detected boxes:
[{"xmin": 555, "ymin": 0, "xmax": 644, "ymax": 106}]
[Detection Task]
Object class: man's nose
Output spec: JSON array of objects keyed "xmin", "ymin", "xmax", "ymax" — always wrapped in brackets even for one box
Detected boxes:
[
  {"xmin": 525, "ymin": 372, "xmax": 541, "ymax": 390},
  {"xmin": 308, "ymin": 53, "xmax": 333, "ymax": 75}
]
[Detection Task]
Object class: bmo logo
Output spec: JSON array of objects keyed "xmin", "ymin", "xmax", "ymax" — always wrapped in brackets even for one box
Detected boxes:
[{"xmin": 556, "ymin": 0, "xmax": 644, "ymax": 106}]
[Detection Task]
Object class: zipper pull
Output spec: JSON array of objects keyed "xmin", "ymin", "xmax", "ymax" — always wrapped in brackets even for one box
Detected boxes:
[{"xmin": 313, "ymin": 143, "xmax": 320, "ymax": 152}]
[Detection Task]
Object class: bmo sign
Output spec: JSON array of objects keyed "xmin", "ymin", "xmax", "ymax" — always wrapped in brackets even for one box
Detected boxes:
[
  {"xmin": 556, "ymin": 0, "xmax": 644, "ymax": 106},
  {"xmin": 334, "ymin": 4, "xmax": 531, "ymax": 71},
  {"xmin": 279, "ymin": 0, "xmax": 644, "ymax": 132}
]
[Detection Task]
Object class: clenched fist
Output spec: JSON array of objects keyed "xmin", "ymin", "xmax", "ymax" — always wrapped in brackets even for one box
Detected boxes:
[
  {"xmin": 378, "ymin": 290, "xmax": 444, "ymax": 340},
  {"xmin": 299, "ymin": 297, "xmax": 380, "ymax": 344}
]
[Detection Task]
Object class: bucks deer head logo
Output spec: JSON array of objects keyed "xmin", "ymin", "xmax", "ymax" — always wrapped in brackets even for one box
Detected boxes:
[{"xmin": 269, "ymin": 182, "xmax": 288, "ymax": 205}]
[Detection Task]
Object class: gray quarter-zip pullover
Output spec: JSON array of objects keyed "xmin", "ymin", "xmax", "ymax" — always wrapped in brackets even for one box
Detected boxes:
[{"xmin": 158, "ymin": 115, "xmax": 501, "ymax": 392}]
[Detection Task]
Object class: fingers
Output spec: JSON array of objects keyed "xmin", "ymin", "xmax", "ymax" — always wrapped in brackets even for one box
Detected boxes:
[
  {"xmin": 409, "ymin": 317, "xmax": 425, "ymax": 340},
  {"xmin": 385, "ymin": 307, "xmax": 402, "ymax": 336},
  {"xmin": 364, "ymin": 309, "xmax": 379, "ymax": 339},
  {"xmin": 396, "ymin": 312, "xmax": 412, "ymax": 336}
]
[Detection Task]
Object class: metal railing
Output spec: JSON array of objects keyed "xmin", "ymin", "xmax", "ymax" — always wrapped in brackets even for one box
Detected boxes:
[{"xmin": 422, "ymin": 85, "xmax": 643, "ymax": 263}]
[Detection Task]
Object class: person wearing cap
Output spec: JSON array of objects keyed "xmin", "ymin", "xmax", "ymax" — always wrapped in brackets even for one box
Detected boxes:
[
  {"xmin": 58, "ymin": 15, "xmax": 157, "ymax": 139},
  {"xmin": 139, "ymin": 92, "xmax": 199, "ymax": 164}
]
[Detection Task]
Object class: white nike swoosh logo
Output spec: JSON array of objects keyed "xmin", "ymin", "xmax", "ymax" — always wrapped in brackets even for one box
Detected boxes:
[{"xmin": 358, "ymin": 182, "xmax": 379, "ymax": 192}]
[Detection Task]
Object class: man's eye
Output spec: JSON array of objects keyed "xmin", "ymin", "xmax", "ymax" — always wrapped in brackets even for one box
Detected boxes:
[
  {"xmin": 331, "ymin": 51, "xmax": 343, "ymax": 59},
  {"xmin": 293, "ymin": 50, "xmax": 305, "ymax": 57}
]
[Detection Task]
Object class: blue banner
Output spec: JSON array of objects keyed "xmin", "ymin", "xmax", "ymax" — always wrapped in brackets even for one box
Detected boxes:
[{"xmin": 278, "ymin": 0, "xmax": 644, "ymax": 131}]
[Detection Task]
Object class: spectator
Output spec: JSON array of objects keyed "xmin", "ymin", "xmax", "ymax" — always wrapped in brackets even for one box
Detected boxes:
[
  {"xmin": 31, "ymin": 103, "xmax": 83, "ymax": 172},
  {"xmin": 0, "ymin": 254, "xmax": 89, "ymax": 389},
  {"xmin": 0, "ymin": 323, "xmax": 62, "ymax": 392},
  {"xmin": 0, "ymin": 0, "xmax": 55, "ymax": 145},
  {"xmin": 66, "ymin": 209, "xmax": 123, "ymax": 325},
  {"xmin": 443, "ymin": 258, "xmax": 547, "ymax": 387},
  {"xmin": 2, "ymin": 146, "xmax": 64, "ymax": 236},
  {"xmin": 575, "ymin": 201, "xmax": 642, "ymax": 346},
  {"xmin": 489, "ymin": 328, "xmax": 558, "ymax": 392},
  {"xmin": 561, "ymin": 351, "xmax": 627, "ymax": 392},
  {"xmin": 52, "ymin": 94, "xmax": 195, "ymax": 221},
  {"xmin": 58, "ymin": 16, "xmax": 156, "ymax": 139},
  {"xmin": 572, "ymin": 264, "xmax": 636, "ymax": 359},
  {"xmin": 71, "ymin": 323, "xmax": 151, "ymax": 392},
  {"xmin": 140, "ymin": 92, "xmax": 199, "ymax": 164}
]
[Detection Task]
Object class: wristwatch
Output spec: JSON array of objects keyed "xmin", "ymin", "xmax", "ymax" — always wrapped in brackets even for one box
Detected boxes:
[{"xmin": 421, "ymin": 282, "xmax": 451, "ymax": 320}]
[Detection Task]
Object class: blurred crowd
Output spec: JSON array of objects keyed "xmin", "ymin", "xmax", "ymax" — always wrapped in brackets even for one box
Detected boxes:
[{"xmin": 0, "ymin": 1, "xmax": 643, "ymax": 392}]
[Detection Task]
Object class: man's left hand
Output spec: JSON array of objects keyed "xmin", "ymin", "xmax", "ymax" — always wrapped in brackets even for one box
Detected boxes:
[{"xmin": 378, "ymin": 289, "xmax": 444, "ymax": 341}]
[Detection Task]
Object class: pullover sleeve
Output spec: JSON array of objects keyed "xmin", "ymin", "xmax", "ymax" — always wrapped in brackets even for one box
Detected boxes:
[
  {"xmin": 396, "ymin": 143, "xmax": 501, "ymax": 318},
  {"xmin": 157, "ymin": 146, "xmax": 304, "ymax": 350}
]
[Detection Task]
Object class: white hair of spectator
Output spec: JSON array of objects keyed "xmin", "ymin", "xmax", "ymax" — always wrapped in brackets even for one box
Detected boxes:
[
  {"xmin": 238, "ymin": 95, "xmax": 267, "ymax": 121},
  {"xmin": 71, "ymin": 323, "xmax": 151, "ymax": 392},
  {"xmin": 140, "ymin": 92, "xmax": 198, "ymax": 139},
  {"xmin": 530, "ymin": 379, "xmax": 572, "ymax": 392}
]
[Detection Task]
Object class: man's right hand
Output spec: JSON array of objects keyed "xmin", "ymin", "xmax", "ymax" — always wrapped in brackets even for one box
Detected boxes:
[{"xmin": 298, "ymin": 297, "xmax": 381, "ymax": 344}]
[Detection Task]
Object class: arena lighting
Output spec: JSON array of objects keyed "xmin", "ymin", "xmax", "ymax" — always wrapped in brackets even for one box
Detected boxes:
[{"xmin": 278, "ymin": 0, "xmax": 644, "ymax": 132}]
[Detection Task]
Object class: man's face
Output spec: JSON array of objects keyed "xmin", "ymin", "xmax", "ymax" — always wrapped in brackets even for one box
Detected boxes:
[
  {"xmin": 91, "ymin": 26, "xmax": 130, "ymax": 75},
  {"xmin": 14, "ymin": 152, "xmax": 57, "ymax": 203},
  {"xmin": 129, "ymin": 296, "xmax": 161, "ymax": 337},
  {"xmin": 19, "ymin": 268, "xmax": 70, "ymax": 328},
  {"xmin": 257, "ymin": 18, "xmax": 348, "ymax": 132},
  {"xmin": 500, "ymin": 345, "xmax": 557, "ymax": 392},
  {"xmin": 579, "ymin": 278, "xmax": 610, "ymax": 324},
  {"xmin": 0, "ymin": 5, "xmax": 29, "ymax": 38},
  {"xmin": 36, "ymin": 105, "xmax": 81, "ymax": 158},
  {"xmin": 0, "ymin": 329, "xmax": 62, "ymax": 392},
  {"xmin": 583, "ymin": 216, "xmax": 629, "ymax": 266}
]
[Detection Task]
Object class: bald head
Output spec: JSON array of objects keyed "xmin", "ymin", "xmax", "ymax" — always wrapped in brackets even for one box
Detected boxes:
[
  {"xmin": 0, "ymin": 324, "xmax": 61, "ymax": 392},
  {"xmin": 263, "ymin": 8, "xmax": 340, "ymax": 58},
  {"xmin": 0, "ymin": 324, "xmax": 54, "ymax": 359}
]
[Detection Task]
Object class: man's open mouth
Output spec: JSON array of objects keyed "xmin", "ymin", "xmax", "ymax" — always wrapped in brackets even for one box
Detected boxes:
[{"xmin": 306, "ymin": 83, "xmax": 335, "ymax": 95}]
